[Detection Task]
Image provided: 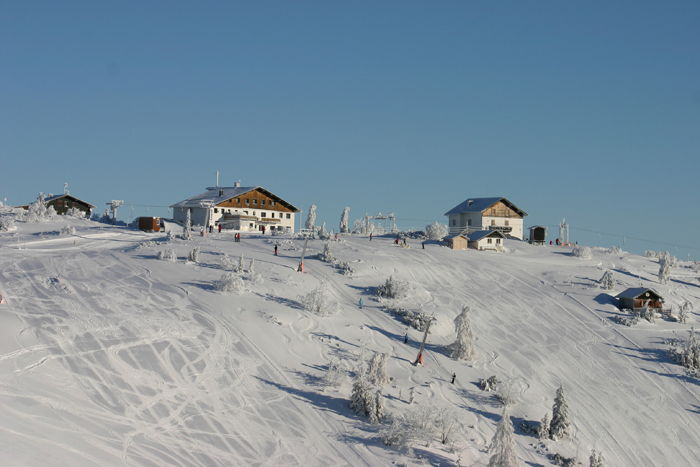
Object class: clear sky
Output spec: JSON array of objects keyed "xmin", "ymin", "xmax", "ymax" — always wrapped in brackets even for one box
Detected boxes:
[{"xmin": 2, "ymin": 1, "xmax": 699, "ymax": 257}]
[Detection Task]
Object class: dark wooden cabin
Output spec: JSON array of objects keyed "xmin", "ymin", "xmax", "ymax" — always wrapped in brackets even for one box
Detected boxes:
[{"xmin": 616, "ymin": 288, "xmax": 664, "ymax": 310}]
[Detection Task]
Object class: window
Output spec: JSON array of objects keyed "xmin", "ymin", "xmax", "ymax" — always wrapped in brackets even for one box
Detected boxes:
[
  {"xmin": 227, "ymin": 209, "xmax": 231, "ymax": 213},
  {"xmin": 271, "ymin": 213, "xmax": 275, "ymax": 218},
  {"xmin": 271, "ymin": 201, "xmax": 276, "ymax": 206},
  {"xmin": 261, "ymin": 212, "xmax": 266, "ymax": 218},
  {"xmin": 245, "ymin": 198, "xmax": 249, "ymax": 204},
  {"xmin": 505, "ymin": 220, "xmax": 509, "ymax": 226},
  {"xmin": 452, "ymin": 219, "xmax": 456, "ymax": 226},
  {"xmin": 491, "ymin": 220, "xmax": 495, "ymax": 226},
  {"xmin": 286, "ymin": 213, "xmax": 291, "ymax": 219},
  {"xmin": 468, "ymin": 219, "xmax": 472, "ymax": 226},
  {"xmin": 253, "ymin": 199, "xmax": 258, "ymax": 205},
  {"xmin": 261, "ymin": 200, "xmax": 265, "ymax": 206},
  {"xmin": 236, "ymin": 198, "xmax": 240, "ymax": 203},
  {"xmin": 214, "ymin": 208, "xmax": 218, "ymax": 213},
  {"xmin": 496, "ymin": 239, "xmax": 501, "ymax": 244},
  {"xmin": 487, "ymin": 238, "xmax": 493, "ymax": 244}
]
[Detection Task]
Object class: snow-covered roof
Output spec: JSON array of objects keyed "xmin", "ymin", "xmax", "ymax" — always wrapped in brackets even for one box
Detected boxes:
[
  {"xmin": 444, "ymin": 197, "xmax": 527, "ymax": 217},
  {"xmin": 528, "ymin": 225, "xmax": 547, "ymax": 230},
  {"xmin": 443, "ymin": 233, "xmax": 467, "ymax": 240},
  {"xmin": 467, "ymin": 229, "xmax": 505, "ymax": 241},
  {"xmin": 44, "ymin": 194, "xmax": 96, "ymax": 208},
  {"xmin": 615, "ymin": 288, "xmax": 663, "ymax": 301},
  {"xmin": 170, "ymin": 186, "xmax": 300, "ymax": 212}
]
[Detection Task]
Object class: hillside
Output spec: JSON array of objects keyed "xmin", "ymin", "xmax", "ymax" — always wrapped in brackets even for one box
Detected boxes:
[{"xmin": 1, "ymin": 217, "xmax": 699, "ymax": 466}]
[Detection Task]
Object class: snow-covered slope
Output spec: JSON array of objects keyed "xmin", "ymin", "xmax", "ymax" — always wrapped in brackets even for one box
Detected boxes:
[{"xmin": 1, "ymin": 218, "xmax": 699, "ymax": 466}]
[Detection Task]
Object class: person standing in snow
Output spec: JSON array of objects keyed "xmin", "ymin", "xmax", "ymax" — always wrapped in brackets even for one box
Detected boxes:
[
  {"xmin": 218, "ymin": 224, "xmax": 222, "ymax": 233},
  {"xmin": 370, "ymin": 233, "xmax": 372, "ymax": 241},
  {"xmin": 451, "ymin": 373, "xmax": 456, "ymax": 384},
  {"xmin": 404, "ymin": 333, "xmax": 408, "ymax": 344},
  {"xmin": 359, "ymin": 299, "xmax": 363, "ymax": 309},
  {"xmin": 274, "ymin": 245, "xmax": 278, "ymax": 255}
]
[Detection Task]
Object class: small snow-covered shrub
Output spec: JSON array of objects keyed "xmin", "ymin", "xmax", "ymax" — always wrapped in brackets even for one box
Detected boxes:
[
  {"xmin": 0, "ymin": 216, "xmax": 16, "ymax": 231},
  {"xmin": 679, "ymin": 302, "xmax": 691, "ymax": 324},
  {"xmin": 385, "ymin": 305, "xmax": 435, "ymax": 331},
  {"xmin": 182, "ymin": 209, "xmax": 192, "ymax": 241},
  {"xmin": 480, "ymin": 375, "xmax": 500, "ymax": 392},
  {"xmin": 658, "ymin": 251, "xmax": 672, "ymax": 285},
  {"xmin": 187, "ymin": 246, "xmax": 200, "ymax": 262},
  {"xmin": 425, "ymin": 221, "xmax": 449, "ymax": 240},
  {"xmin": 166, "ymin": 229, "xmax": 176, "ymax": 242},
  {"xmin": 213, "ymin": 272, "xmax": 246, "ymax": 294},
  {"xmin": 670, "ymin": 327, "xmax": 700, "ymax": 375},
  {"xmin": 238, "ymin": 255, "xmax": 245, "ymax": 273},
  {"xmin": 377, "ymin": 274, "xmax": 411, "ymax": 300},
  {"xmin": 300, "ymin": 281, "xmax": 339, "ymax": 316},
  {"xmin": 598, "ymin": 270, "xmax": 614, "ymax": 290},
  {"xmin": 367, "ymin": 353, "xmax": 391, "ymax": 386},
  {"xmin": 60, "ymin": 225, "xmax": 76, "ymax": 236},
  {"xmin": 18, "ymin": 193, "xmax": 58, "ymax": 223},
  {"xmin": 135, "ymin": 240, "xmax": 158, "ymax": 250},
  {"xmin": 157, "ymin": 249, "xmax": 177, "ymax": 262},
  {"xmin": 324, "ymin": 358, "xmax": 348, "ymax": 387},
  {"xmin": 65, "ymin": 207, "xmax": 86, "ymax": 218},
  {"xmin": 335, "ymin": 261, "xmax": 355, "ymax": 276},
  {"xmin": 606, "ymin": 246, "xmax": 622, "ymax": 254},
  {"xmin": 571, "ymin": 245, "xmax": 592, "ymax": 259},
  {"xmin": 318, "ymin": 242, "xmax": 333, "ymax": 262},
  {"xmin": 218, "ymin": 253, "xmax": 237, "ymax": 270}
]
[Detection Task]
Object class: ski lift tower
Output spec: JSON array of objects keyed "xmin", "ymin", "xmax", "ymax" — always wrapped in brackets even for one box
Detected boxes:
[
  {"xmin": 107, "ymin": 200, "xmax": 124, "ymax": 224},
  {"xmin": 559, "ymin": 218, "xmax": 569, "ymax": 245}
]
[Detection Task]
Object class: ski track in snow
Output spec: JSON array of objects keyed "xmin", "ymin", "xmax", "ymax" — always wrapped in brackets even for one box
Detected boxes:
[{"xmin": 1, "ymin": 223, "xmax": 700, "ymax": 466}]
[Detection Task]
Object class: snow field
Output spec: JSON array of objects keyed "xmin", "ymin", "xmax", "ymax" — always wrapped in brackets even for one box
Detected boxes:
[{"xmin": 1, "ymin": 217, "xmax": 699, "ymax": 466}]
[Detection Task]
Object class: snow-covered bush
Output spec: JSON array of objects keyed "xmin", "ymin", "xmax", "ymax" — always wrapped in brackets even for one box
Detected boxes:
[
  {"xmin": 318, "ymin": 242, "xmax": 333, "ymax": 262},
  {"xmin": 299, "ymin": 281, "xmax": 339, "ymax": 316},
  {"xmin": 606, "ymin": 246, "xmax": 622, "ymax": 254},
  {"xmin": 1, "ymin": 216, "xmax": 16, "ymax": 231},
  {"xmin": 60, "ymin": 225, "xmax": 76, "ymax": 236},
  {"xmin": 367, "ymin": 353, "xmax": 391, "ymax": 386},
  {"xmin": 65, "ymin": 207, "xmax": 86, "ymax": 218},
  {"xmin": 305, "ymin": 205, "xmax": 316, "ymax": 231},
  {"xmin": 377, "ymin": 274, "xmax": 411, "ymax": 300},
  {"xmin": 670, "ymin": 327, "xmax": 700, "ymax": 374},
  {"xmin": 679, "ymin": 302, "xmax": 690, "ymax": 324},
  {"xmin": 318, "ymin": 222, "xmax": 326, "ymax": 238},
  {"xmin": 18, "ymin": 193, "xmax": 58, "ymax": 223},
  {"xmin": 157, "ymin": 249, "xmax": 177, "ymax": 262},
  {"xmin": 487, "ymin": 407, "xmax": 520, "ymax": 467},
  {"xmin": 598, "ymin": 270, "xmax": 614, "ymax": 290},
  {"xmin": 571, "ymin": 245, "xmax": 592, "ymax": 259},
  {"xmin": 480, "ymin": 375, "xmax": 500, "ymax": 392},
  {"xmin": 658, "ymin": 251, "xmax": 672, "ymax": 285},
  {"xmin": 324, "ymin": 357, "xmax": 347, "ymax": 387},
  {"xmin": 237, "ymin": 255, "xmax": 245, "ymax": 273},
  {"xmin": 590, "ymin": 449, "xmax": 606, "ymax": 467},
  {"xmin": 166, "ymin": 229, "xmax": 176, "ymax": 242},
  {"xmin": 340, "ymin": 207, "xmax": 350, "ymax": 233},
  {"xmin": 335, "ymin": 261, "xmax": 355, "ymax": 276},
  {"xmin": 385, "ymin": 304, "xmax": 435, "ymax": 331},
  {"xmin": 425, "ymin": 221, "xmax": 449, "ymax": 240},
  {"xmin": 213, "ymin": 272, "xmax": 246, "ymax": 294},
  {"xmin": 449, "ymin": 305, "xmax": 476, "ymax": 361},
  {"xmin": 549, "ymin": 384, "xmax": 572, "ymax": 441},
  {"xmin": 187, "ymin": 246, "xmax": 200, "ymax": 262},
  {"xmin": 381, "ymin": 403, "xmax": 436, "ymax": 449}
]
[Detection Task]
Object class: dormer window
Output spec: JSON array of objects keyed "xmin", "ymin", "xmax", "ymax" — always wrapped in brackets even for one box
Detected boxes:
[
  {"xmin": 253, "ymin": 199, "xmax": 258, "ymax": 205},
  {"xmin": 261, "ymin": 200, "xmax": 265, "ymax": 206}
]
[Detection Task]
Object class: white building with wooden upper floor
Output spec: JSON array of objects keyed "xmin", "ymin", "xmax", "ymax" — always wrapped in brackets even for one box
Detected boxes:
[
  {"xmin": 444, "ymin": 197, "xmax": 528, "ymax": 240},
  {"xmin": 170, "ymin": 183, "xmax": 300, "ymax": 233}
]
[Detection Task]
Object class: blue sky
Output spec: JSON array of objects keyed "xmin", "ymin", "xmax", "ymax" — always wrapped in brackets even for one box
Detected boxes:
[{"xmin": 2, "ymin": 1, "xmax": 699, "ymax": 257}]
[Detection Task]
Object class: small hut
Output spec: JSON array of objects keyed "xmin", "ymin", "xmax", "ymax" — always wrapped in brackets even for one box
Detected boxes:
[
  {"xmin": 467, "ymin": 230, "xmax": 505, "ymax": 251},
  {"xmin": 138, "ymin": 217, "xmax": 162, "ymax": 232},
  {"xmin": 444, "ymin": 233, "xmax": 468, "ymax": 250},
  {"xmin": 616, "ymin": 288, "xmax": 664, "ymax": 311},
  {"xmin": 528, "ymin": 225, "xmax": 547, "ymax": 245}
]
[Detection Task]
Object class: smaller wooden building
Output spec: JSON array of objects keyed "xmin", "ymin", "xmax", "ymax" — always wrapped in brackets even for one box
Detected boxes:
[
  {"xmin": 444, "ymin": 234, "xmax": 469, "ymax": 250},
  {"xmin": 467, "ymin": 230, "xmax": 505, "ymax": 251},
  {"xmin": 138, "ymin": 217, "xmax": 162, "ymax": 232},
  {"xmin": 616, "ymin": 288, "xmax": 664, "ymax": 311},
  {"xmin": 528, "ymin": 226, "xmax": 547, "ymax": 245},
  {"xmin": 19, "ymin": 194, "xmax": 95, "ymax": 217}
]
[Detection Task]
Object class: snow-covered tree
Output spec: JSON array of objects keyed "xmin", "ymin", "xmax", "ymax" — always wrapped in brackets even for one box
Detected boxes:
[
  {"xmin": 487, "ymin": 407, "xmax": 521, "ymax": 467},
  {"xmin": 340, "ymin": 207, "xmax": 350, "ymax": 233},
  {"xmin": 599, "ymin": 270, "xmax": 614, "ymax": 290},
  {"xmin": 319, "ymin": 222, "xmax": 326, "ymax": 238},
  {"xmin": 65, "ymin": 207, "xmax": 85, "ymax": 218},
  {"xmin": 367, "ymin": 353, "xmax": 391, "ymax": 386},
  {"xmin": 450, "ymin": 304, "xmax": 476, "ymax": 361},
  {"xmin": 0, "ymin": 216, "xmax": 15, "ymax": 231},
  {"xmin": 318, "ymin": 242, "xmax": 333, "ymax": 262},
  {"xmin": 377, "ymin": 274, "xmax": 411, "ymax": 300},
  {"xmin": 349, "ymin": 373, "xmax": 375, "ymax": 418},
  {"xmin": 571, "ymin": 245, "xmax": 592, "ymax": 259},
  {"xmin": 238, "ymin": 255, "xmax": 245, "ymax": 273},
  {"xmin": 679, "ymin": 302, "xmax": 690, "ymax": 324},
  {"xmin": 659, "ymin": 251, "xmax": 672, "ymax": 285},
  {"xmin": 434, "ymin": 406, "xmax": 460, "ymax": 445},
  {"xmin": 425, "ymin": 221, "xmax": 449, "ymax": 240},
  {"xmin": 20, "ymin": 193, "xmax": 58, "ymax": 223},
  {"xmin": 299, "ymin": 281, "xmax": 339, "ymax": 316},
  {"xmin": 589, "ymin": 449, "xmax": 605, "ymax": 467},
  {"xmin": 367, "ymin": 388, "xmax": 386, "ymax": 424},
  {"xmin": 213, "ymin": 272, "xmax": 246, "ymax": 294},
  {"xmin": 187, "ymin": 246, "xmax": 200, "ymax": 262},
  {"xmin": 324, "ymin": 357, "xmax": 347, "ymax": 387},
  {"xmin": 218, "ymin": 253, "xmax": 236, "ymax": 270},
  {"xmin": 305, "ymin": 205, "xmax": 316, "ymax": 231},
  {"xmin": 672, "ymin": 326, "xmax": 700, "ymax": 371},
  {"xmin": 538, "ymin": 413, "xmax": 550, "ymax": 441},
  {"xmin": 182, "ymin": 209, "xmax": 192, "ymax": 241},
  {"xmin": 60, "ymin": 225, "xmax": 76, "ymax": 236},
  {"xmin": 248, "ymin": 258, "xmax": 255, "ymax": 274},
  {"xmin": 549, "ymin": 384, "xmax": 572, "ymax": 441}
]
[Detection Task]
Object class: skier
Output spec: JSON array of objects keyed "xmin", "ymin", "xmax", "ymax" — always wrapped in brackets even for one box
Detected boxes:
[
  {"xmin": 370, "ymin": 233, "xmax": 372, "ymax": 241},
  {"xmin": 359, "ymin": 299, "xmax": 363, "ymax": 309},
  {"xmin": 274, "ymin": 245, "xmax": 278, "ymax": 256},
  {"xmin": 218, "ymin": 224, "xmax": 222, "ymax": 233},
  {"xmin": 404, "ymin": 333, "xmax": 408, "ymax": 344},
  {"xmin": 422, "ymin": 242, "xmax": 425, "ymax": 249},
  {"xmin": 451, "ymin": 373, "xmax": 456, "ymax": 384},
  {"xmin": 550, "ymin": 240, "xmax": 553, "ymax": 245},
  {"xmin": 395, "ymin": 236, "xmax": 399, "ymax": 245},
  {"xmin": 262, "ymin": 226, "xmax": 266, "ymax": 235}
]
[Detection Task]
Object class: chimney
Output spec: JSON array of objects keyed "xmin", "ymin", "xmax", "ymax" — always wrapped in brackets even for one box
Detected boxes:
[
  {"xmin": 468, "ymin": 200, "xmax": 473, "ymax": 206},
  {"xmin": 219, "ymin": 189, "xmax": 224, "ymax": 197},
  {"xmin": 235, "ymin": 181, "xmax": 240, "ymax": 188}
]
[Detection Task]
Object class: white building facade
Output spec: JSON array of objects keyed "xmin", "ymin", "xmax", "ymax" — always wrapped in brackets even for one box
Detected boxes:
[
  {"xmin": 444, "ymin": 197, "xmax": 527, "ymax": 240},
  {"xmin": 170, "ymin": 183, "xmax": 300, "ymax": 233}
]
